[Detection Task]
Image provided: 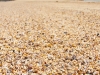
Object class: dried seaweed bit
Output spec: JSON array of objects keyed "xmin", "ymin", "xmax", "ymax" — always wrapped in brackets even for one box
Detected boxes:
[
  {"xmin": 81, "ymin": 61, "xmax": 85, "ymax": 65},
  {"xmin": 65, "ymin": 56, "xmax": 69, "ymax": 60},
  {"xmin": 97, "ymin": 33, "xmax": 100, "ymax": 37},
  {"xmin": 58, "ymin": 40, "xmax": 63, "ymax": 44},
  {"xmin": 86, "ymin": 71, "xmax": 93, "ymax": 75},
  {"xmin": 28, "ymin": 40, "xmax": 34, "ymax": 46},
  {"xmin": 24, "ymin": 57, "xmax": 28, "ymax": 59},
  {"xmin": 56, "ymin": 1, "xmax": 58, "ymax": 2},
  {"xmin": 71, "ymin": 55, "xmax": 77, "ymax": 61},
  {"xmin": 33, "ymin": 70, "xmax": 38, "ymax": 73},
  {"xmin": 41, "ymin": 33, "xmax": 44, "ymax": 35},
  {"xmin": 0, "ymin": 38, "xmax": 6, "ymax": 40},
  {"xmin": 13, "ymin": 50, "xmax": 15, "ymax": 53},
  {"xmin": 89, "ymin": 57, "xmax": 92, "ymax": 60},
  {"xmin": 28, "ymin": 66, "xmax": 32, "ymax": 71},
  {"xmin": 45, "ymin": 64, "xmax": 49, "ymax": 67},
  {"xmin": 64, "ymin": 32, "xmax": 67, "ymax": 35},
  {"xmin": 77, "ymin": 43, "xmax": 81, "ymax": 45},
  {"xmin": 33, "ymin": 43, "xmax": 40, "ymax": 47}
]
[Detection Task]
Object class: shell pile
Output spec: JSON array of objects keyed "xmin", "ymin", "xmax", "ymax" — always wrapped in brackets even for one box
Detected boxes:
[{"xmin": 0, "ymin": 1, "xmax": 100, "ymax": 75}]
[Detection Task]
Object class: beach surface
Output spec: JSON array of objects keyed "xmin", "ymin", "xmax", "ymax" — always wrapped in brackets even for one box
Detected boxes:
[{"xmin": 0, "ymin": 1, "xmax": 100, "ymax": 75}]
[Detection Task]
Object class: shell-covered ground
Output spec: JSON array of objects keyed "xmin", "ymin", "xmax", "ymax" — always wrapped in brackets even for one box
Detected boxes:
[{"xmin": 0, "ymin": 1, "xmax": 100, "ymax": 75}]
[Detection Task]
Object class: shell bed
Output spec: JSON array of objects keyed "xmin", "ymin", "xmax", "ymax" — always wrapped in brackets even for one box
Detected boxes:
[{"xmin": 0, "ymin": 1, "xmax": 100, "ymax": 75}]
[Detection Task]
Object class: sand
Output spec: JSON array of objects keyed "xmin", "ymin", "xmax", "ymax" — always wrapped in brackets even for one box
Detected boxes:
[{"xmin": 0, "ymin": 1, "xmax": 100, "ymax": 75}]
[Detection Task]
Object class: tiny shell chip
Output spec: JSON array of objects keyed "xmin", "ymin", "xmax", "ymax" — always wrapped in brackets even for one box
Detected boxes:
[
  {"xmin": 0, "ymin": 69, "xmax": 2, "ymax": 72},
  {"xmin": 0, "ymin": 61, "xmax": 2, "ymax": 67}
]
